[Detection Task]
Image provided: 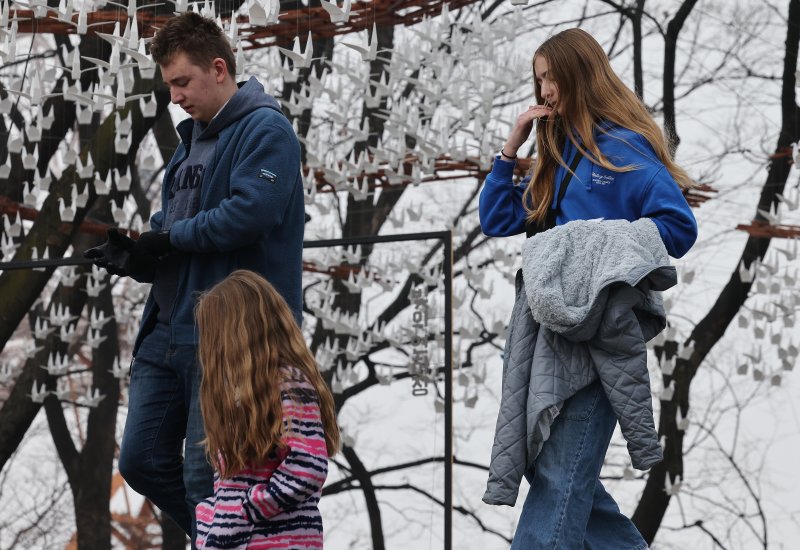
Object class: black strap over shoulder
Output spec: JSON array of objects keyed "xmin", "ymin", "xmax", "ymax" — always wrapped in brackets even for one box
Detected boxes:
[{"xmin": 525, "ymin": 149, "xmax": 584, "ymax": 238}]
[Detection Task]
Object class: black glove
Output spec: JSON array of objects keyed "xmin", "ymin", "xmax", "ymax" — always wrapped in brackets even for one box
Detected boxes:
[
  {"xmin": 134, "ymin": 230, "xmax": 172, "ymax": 258},
  {"xmin": 83, "ymin": 228, "xmax": 159, "ymax": 278},
  {"xmin": 83, "ymin": 228, "xmax": 136, "ymax": 276}
]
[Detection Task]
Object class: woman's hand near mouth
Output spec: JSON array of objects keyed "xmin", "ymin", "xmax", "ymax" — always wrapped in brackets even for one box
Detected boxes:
[{"xmin": 501, "ymin": 104, "xmax": 553, "ymax": 159}]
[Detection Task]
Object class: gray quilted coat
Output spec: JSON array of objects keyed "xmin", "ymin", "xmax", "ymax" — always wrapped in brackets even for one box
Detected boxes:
[{"xmin": 483, "ymin": 218, "xmax": 676, "ymax": 507}]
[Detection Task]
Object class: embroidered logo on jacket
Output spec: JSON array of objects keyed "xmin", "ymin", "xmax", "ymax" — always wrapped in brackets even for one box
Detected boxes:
[
  {"xmin": 591, "ymin": 171, "xmax": 615, "ymax": 186},
  {"xmin": 259, "ymin": 169, "xmax": 277, "ymax": 183}
]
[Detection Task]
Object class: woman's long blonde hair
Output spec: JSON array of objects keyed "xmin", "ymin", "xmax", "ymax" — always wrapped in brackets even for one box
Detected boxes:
[
  {"xmin": 523, "ymin": 28, "xmax": 694, "ymax": 225},
  {"xmin": 196, "ymin": 270, "xmax": 340, "ymax": 478}
]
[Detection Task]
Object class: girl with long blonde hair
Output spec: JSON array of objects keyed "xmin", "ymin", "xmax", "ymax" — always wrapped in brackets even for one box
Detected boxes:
[
  {"xmin": 194, "ymin": 270, "xmax": 339, "ymax": 550},
  {"xmin": 479, "ymin": 29, "xmax": 697, "ymax": 549}
]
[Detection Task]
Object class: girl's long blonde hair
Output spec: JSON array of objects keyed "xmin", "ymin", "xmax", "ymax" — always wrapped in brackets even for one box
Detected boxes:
[
  {"xmin": 196, "ymin": 270, "xmax": 340, "ymax": 478},
  {"xmin": 523, "ymin": 28, "xmax": 694, "ymax": 225}
]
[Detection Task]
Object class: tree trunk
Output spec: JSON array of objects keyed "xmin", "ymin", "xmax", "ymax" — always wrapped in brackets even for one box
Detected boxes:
[
  {"xmin": 73, "ymin": 283, "xmax": 121, "ymax": 549},
  {"xmin": 662, "ymin": 0, "xmax": 698, "ymax": 156}
]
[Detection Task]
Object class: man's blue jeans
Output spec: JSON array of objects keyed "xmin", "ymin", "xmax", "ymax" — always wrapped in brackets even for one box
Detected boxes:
[
  {"xmin": 118, "ymin": 323, "xmax": 213, "ymax": 545},
  {"xmin": 511, "ymin": 381, "xmax": 648, "ymax": 549}
]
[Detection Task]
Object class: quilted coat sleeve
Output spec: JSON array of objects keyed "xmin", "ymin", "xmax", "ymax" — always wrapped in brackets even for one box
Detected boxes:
[
  {"xmin": 483, "ymin": 274, "xmax": 539, "ymax": 506},
  {"xmin": 588, "ymin": 285, "xmax": 663, "ymax": 470}
]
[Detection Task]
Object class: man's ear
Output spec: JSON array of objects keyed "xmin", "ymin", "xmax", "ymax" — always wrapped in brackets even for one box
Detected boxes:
[{"xmin": 212, "ymin": 57, "xmax": 229, "ymax": 82}]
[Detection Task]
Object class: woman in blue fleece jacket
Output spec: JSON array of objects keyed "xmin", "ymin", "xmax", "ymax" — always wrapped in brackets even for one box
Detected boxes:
[
  {"xmin": 480, "ymin": 31, "xmax": 696, "ymax": 259},
  {"xmin": 480, "ymin": 29, "xmax": 697, "ymax": 549}
]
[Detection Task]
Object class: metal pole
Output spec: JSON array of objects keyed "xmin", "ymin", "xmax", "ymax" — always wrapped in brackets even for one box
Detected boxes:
[
  {"xmin": 0, "ymin": 256, "xmax": 94, "ymax": 270},
  {"xmin": 303, "ymin": 231, "xmax": 450, "ymax": 248},
  {"xmin": 443, "ymin": 230, "xmax": 453, "ymax": 550}
]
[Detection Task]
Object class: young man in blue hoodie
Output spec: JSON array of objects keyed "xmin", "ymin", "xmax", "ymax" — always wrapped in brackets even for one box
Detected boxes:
[{"xmin": 84, "ymin": 12, "xmax": 304, "ymax": 545}]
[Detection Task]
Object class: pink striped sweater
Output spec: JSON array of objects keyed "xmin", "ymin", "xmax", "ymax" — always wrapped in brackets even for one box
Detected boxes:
[{"xmin": 196, "ymin": 366, "xmax": 329, "ymax": 550}]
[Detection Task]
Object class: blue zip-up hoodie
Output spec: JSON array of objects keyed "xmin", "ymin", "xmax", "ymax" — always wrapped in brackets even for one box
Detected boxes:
[
  {"xmin": 479, "ymin": 124, "xmax": 697, "ymax": 258},
  {"xmin": 133, "ymin": 77, "xmax": 304, "ymax": 352}
]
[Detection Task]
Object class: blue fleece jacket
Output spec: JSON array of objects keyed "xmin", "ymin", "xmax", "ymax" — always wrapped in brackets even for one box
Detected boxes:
[
  {"xmin": 479, "ymin": 125, "xmax": 697, "ymax": 258},
  {"xmin": 133, "ymin": 77, "xmax": 304, "ymax": 352}
]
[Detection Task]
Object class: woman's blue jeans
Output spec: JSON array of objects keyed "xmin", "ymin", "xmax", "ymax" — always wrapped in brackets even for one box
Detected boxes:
[
  {"xmin": 118, "ymin": 323, "xmax": 213, "ymax": 546},
  {"xmin": 510, "ymin": 381, "xmax": 648, "ymax": 550}
]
